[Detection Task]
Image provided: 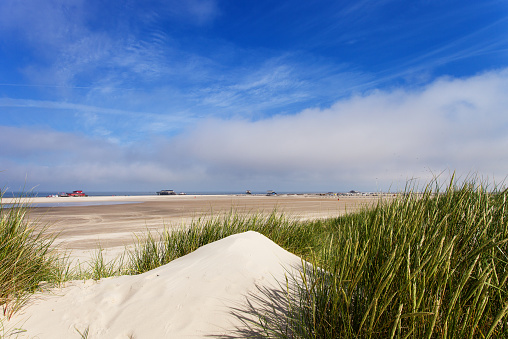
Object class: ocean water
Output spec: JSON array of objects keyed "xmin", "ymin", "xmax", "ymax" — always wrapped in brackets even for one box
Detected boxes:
[
  {"xmin": 1, "ymin": 191, "xmax": 158, "ymax": 198},
  {"xmin": 0, "ymin": 191, "xmax": 147, "ymax": 208},
  {"xmin": 1, "ymin": 190, "xmax": 301, "ymax": 198},
  {"xmin": 0, "ymin": 190, "xmax": 288, "ymax": 208},
  {"xmin": 0, "ymin": 201, "xmax": 144, "ymax": 208},
  {"xmin": 1, "ymin": 190, "xmax": 323, "ymax": 208}
]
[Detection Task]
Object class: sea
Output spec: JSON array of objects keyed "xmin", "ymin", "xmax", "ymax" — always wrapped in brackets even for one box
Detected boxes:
[
  {"xmin": 1, "ymin": 191, "xmax": 273, "ymax": 198},
  {"xmin": 0, "ymin": 190, "xmax": 308, "ymax": 208}
]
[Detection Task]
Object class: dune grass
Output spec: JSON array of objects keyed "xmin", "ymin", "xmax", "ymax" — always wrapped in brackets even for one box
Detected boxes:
[
  {"xmin": 0, "ymin": 194, "xmax": 63, "ymax": 319},
  {"xmin": 2, "ymin": 177, "xmax": 508, "ymax": 338},
  {"xmin": 258, "ymin": 178, "xmax": 508, "ymax": 338}
]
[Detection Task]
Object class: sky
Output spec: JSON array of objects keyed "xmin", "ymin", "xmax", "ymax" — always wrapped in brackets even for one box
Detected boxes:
[{"xmin": 1, "ymin": 0, "xmax": 508, "ymax": 193}]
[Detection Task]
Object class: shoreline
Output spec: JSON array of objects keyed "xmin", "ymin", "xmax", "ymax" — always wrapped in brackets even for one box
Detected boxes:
[{"xmin": 1, "ymin": 192, "xmax": 389, "ymax": 205}]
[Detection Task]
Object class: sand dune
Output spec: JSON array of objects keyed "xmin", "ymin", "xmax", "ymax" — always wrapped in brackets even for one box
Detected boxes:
[{"xmin": 3, "ymin": 232, "xmax": 305, "ymax": 338}]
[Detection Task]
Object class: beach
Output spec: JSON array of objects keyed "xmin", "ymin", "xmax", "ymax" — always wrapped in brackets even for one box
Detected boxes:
[
  {"xmin": 3, "ymin": 194, "xmax": 379, "ymax": 255},
  {"xmin": 1, "ymin": 194, "xmax": 381, "ymax": 338},
  {"xmin": 4, "ymin": 232, "xmax": 308, "ymax": 338}
]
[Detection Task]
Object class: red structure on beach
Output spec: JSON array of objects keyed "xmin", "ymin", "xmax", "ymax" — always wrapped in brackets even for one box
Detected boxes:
[{"xmin": 67, "ymin": 190, "xmax": 86, "ymax": 197}]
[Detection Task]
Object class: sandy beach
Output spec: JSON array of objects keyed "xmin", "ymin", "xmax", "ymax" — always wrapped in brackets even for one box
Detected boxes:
[
  {"xmin": 1, "ymin": 194, "xmax": 381, "ymax": 338},
  {"xmin": 3, "ymin": 194, "xmax": 379, "ymax": 253}
]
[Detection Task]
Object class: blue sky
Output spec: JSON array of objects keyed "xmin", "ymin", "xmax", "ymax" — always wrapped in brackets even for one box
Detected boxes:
[{"xmin": 1, "ymin": 0, "xmax": 508, "ymax": 193}]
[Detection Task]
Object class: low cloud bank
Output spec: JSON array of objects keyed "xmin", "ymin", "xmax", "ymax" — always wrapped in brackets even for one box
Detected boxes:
[{"xmin": 2, "ymin": 69, "xmax": 508, "ymax": 192}]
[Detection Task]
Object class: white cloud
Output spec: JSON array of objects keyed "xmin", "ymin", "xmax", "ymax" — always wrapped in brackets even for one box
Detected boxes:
[
  {"xmin": 0, "ymin": 125, "xmax": 180, "ymax": 191},
  {"xmin": 2, "ymin": 69, "xmax": 508, "ymax": 192},
  {"xmin": 173, "ymin": 68, "xmax": 508, "ymax": 189}
]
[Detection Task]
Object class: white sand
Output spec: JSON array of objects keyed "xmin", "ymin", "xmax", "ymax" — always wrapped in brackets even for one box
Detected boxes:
[{"xmin": 3, "ymin": 232, "xmax": 305, "ymax": 338}]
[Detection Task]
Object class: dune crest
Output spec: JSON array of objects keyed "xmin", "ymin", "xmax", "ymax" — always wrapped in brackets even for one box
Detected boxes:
[{"xmin": 4, "ymin": 231, "xmax": 304, "ymax": 338}]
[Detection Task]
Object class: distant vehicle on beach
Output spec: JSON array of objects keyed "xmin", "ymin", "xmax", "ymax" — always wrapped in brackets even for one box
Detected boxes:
[
  {"xmin": 157, "ymin": 189, "xmax": 177, "ymax": 195},
  {"xmin": 59, "ymin": 190, "xmax": 87, "ymax": 197},
  {"xmin": 266, "ymin": 190, "xmax": 277, "ymax": 196}
]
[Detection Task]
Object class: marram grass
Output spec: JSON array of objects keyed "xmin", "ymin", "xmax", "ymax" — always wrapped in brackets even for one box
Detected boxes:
[
  {"xmin": 258, "ymin": 178, "xmax": 508, "ymax": 338},
  {"xmin": 0, "ymin": 194, "xmax": 62, "ymax": 318}
]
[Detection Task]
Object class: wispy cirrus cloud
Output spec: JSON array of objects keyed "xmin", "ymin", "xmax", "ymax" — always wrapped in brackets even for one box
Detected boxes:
[
  {"xmin": 0, "ymin": 0, "xmax": 86, "ymax": 46},
  {"xmin": 0, "ymin": 0, "xmax": 219, "ymax": 90},
  {"xmin": 4, "ymin": 0, "xmax": 504, "ymax": 129},
  {"xmin": 0, "ymin": 98, "xmax": 199, "ymax": 142}
]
